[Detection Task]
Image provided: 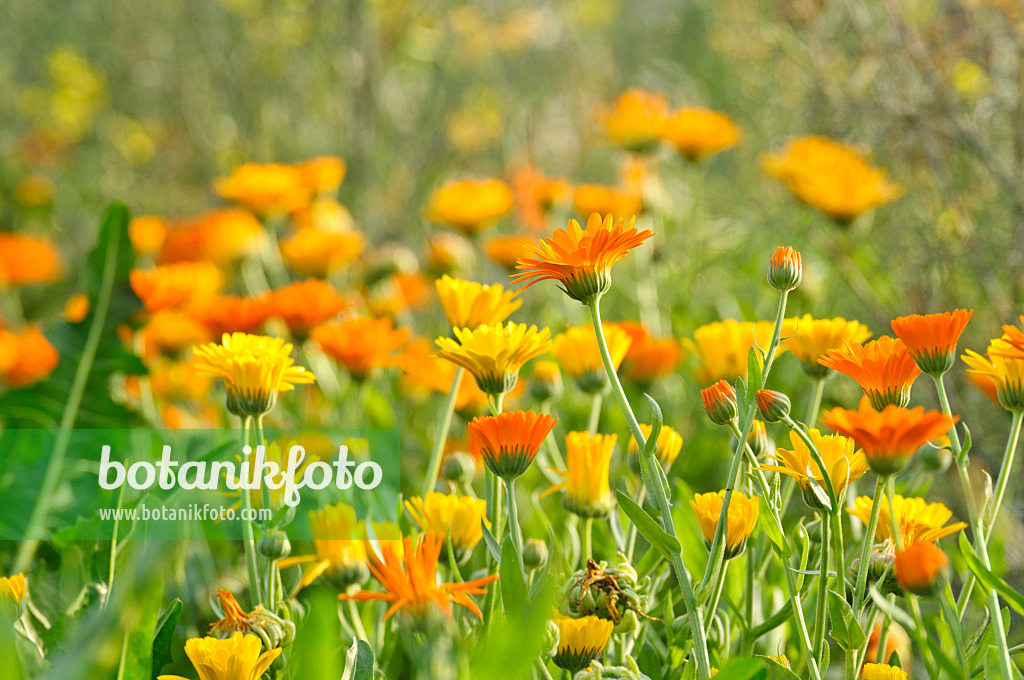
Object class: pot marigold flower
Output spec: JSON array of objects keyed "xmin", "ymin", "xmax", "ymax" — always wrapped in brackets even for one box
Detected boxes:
[
  {"xmin": 208, "ymin": 589, "xmax": 294, "ymax": 649},
  {"xmin": 312, "ymin": 316, "xmax": 410, "ymax": 381},
  {"xmin": 139, "ymin": 309, "xmax": 212, "ymax": 360},
  {"xmin": 542, "ymin": 431, "xmax": 616, "ymax": 518},
  {"xmin": 0, "ymin": 327, "xmax": 58, "ymax": 387},
  {"xmin": 279, "ymin": 228, "xmax": 365, "ymax": 278},
  {"xmin": 296, "ymin": 155, "xmax": 346, "ymax": 194},
  {"xmin": 0, "ymin": 573, "xmax": 27, "ymax": 618},
  {"xmin": 435, "ymin": 321, "xmax": 551, "ymax": 396},
  {"xmin": 278, "ymin": 503, "xmax": 372, "ymax": 591},
  {"xmin": 685, "ymin": 319, "xmax": 797, "ymax": 384},
  {"xmin": 511, "ymin": 164, "xmax": 570, "ymax": 231},
  {"xmin": 193, "ymin": 332, "xmax": 315, "ymax": 417},
  {"xmin": 784, "ymin": 315, "xmax": 872, "ymax": 379},
  {"xmin": 268, "ymin": 279, "xmax": 349, "ymax": 338},
  {"xmin": 129, "ymin": 215, "xmax": 168, "ymax": 256},
  {"xmin": 424, "ymin": 178, "xmax": 515, "ymax": 235},
  {"xmin": 572, "ymin": 184, "xmax": 645, "ymax": 219},
  {"xmin": 512, "ymin": 213, "xmax": 654, "ymax": 304},
  {"xmin": 468, "ymin": 409, "xmax": 557, "ymax": 481},
  {"xmin": 484, "ymin": 234, "xmax": 535, "ymax": 269},
  {"xmin": 963, "ymin": 339, "xmax": 1024, "ymax": 411},
  {"xmin": 552, "ymin": 615, "xmax": 614, "ymax": 674},
  {"xmin": 891, "ymin": 309, "xmax": 973, "ymax": 377},
  {"xmin": 701, "ymin": 380, "xmax": 738, "ymax": 426},
  {"xmin": 659, "ymin": 107, "xmax": 741, "ymax": 161},
  {"xmin": 850, "ymin": 494, "xmax": 967, "ymax": 546},
  {"xmin": 761, "ymin": 135, "xmax": 902, "ymax": 223},
  {"xmin": 339, "ymin": 532, "xmax": 498, "ymax": 620},
  {"xmin": 767, "ymin": 246, "xmax": 802, "ymax": 292},
  {"xmin": 991, "ymin": 316, "xmax": 1024, "ymax": 359},
  {"xmin": 0, "ymin": 232, "xmax": 62, "ymax": 286},
  {"xmin": 619, "ymin": 321, "xmax": 683, "ymax": 383},
  {"xmin": 552, "ymin": 323, "xmax": 632, "ymax": 394},
  {"xmin": 158, "ymin": 209, "xmax": 263, "ymax": 266},
  {"xmin": 822, "ymin": 399, "xmax": 955, "ymax": 476},
  {"xmin": 865, "ymin": 623, "xmax": 912, "ymax": 672},
  {"xmin": 130, "ymin": 262, "xmax": 225, "ymax": 311},
  {"xmin": 156, "ymin": 632, "xmax": 281, "ymax": 680},
  {"xmin": 755, "ymin": 389, "xmax": 792, "ymax": 423},
  {"xmin": 690, "ymin": 490, "xmax": 760, "ymax": 558},
  {"xmin": 435, "ymin": 275, "xmax": 521, "ymax": 331},
  {"xmin": 895, "ymin": 541, "xmax": 949, "ymax": 596},
  {"xmin": 758, "ymin": 429, "xmax": 868, "ymax": 510},
  {"xmin": 213, "ymin": 162, "xmax": 312, "ymax": 215},
  {"xmin": 819, "ymin": 337, "xmax": 922, "ymax": 409},
  {"xmin": 627, "ymin": 422, "xmax": 684, "ymax": 471},
  {"xmin": 396, "ymin": 339, "xmax": 489, "ymax": 411},
  {"xmin": 860, "ymin": 663, "xmax": 908, "ymax": 680},
  {"xmin": 404, "ymin": 492, "xmax": 489, "ymax": 563},
  {"xmin": 598, "ymin": 88, "xmax": 670, "ymax": 151},
  {"xmin": 189, "ymin": 295, "xmax": 271, "ymax": 336}
]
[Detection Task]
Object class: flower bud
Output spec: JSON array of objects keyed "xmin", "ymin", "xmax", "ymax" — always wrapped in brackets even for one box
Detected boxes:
[
  {"xmin": 767, "ymin": 246, "xmax": 802, "ymax": 292},
  {"xmin": 441, "ymin": 450, "xmax": 477, "ymax": 485},
  {"xmin": 701, "ymin": 380, "xmax": 737, "ymax": 426},
  {"xmin": 895, "ymin": 542, "xmax": 949, "ymax": 596},
  {"xmin": 524, "ymin": 538, "xmax": 549, "ymax": 571},
  {"xmin": 916, "ymin": 438, "xmax": 952, "ymax": 474},
  {"xmin": 755, "ymin": 389, "xmax": 791, "ymax": 424},
  {"xmin": 573, "ymin": 659, "xmax": 650, "ymax": 680},
  {"xmin": 258, "ymin": 528, "xmax": 292, "ymax": 560},
  {"xmin": 747, "ymin": 420, "xmax": 770, "ymax": 457}
]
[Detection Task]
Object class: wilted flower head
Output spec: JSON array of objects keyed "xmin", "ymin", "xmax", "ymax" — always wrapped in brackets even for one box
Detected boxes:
[
  {"xmin": 819, "ymin": 337, "xmax": 922, "ymax": 410},
  {"xmin": 659, "ymin": 107, "xmax": 741, "ymax": 161},
  {"xmin": 424, "ymin": 178, "xmax": 515, "ymax": 235},
  {"xmin": 891, "ymin": 309, "xmax": 973, "ymax": 377},
  {"xmin": 691, "ymin": 490, "xmax": 760, "ymax": 558}
]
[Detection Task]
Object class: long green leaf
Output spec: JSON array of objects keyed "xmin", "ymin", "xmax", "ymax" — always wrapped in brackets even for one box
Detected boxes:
[
  {"xmin": 959, "ymin": 534, "xmax": 1024, "ymax": 616},
  {"xmin": 827, "ymin": 589, "xmax": 866, "ymax": 650},
  {"xmin": 615, "ymin": 489, "xmax": 681, "ymax": 560},
  {"xmin": 151, "ymin": 598, "xmax": 182, "ymax": 679},
  {"xmin": 500, "ymin": 536, "xmax": 528, "ymax": 615},
  {"xmin": 341, "ymin": 639, "xmax": 375, "ymax": 680}
]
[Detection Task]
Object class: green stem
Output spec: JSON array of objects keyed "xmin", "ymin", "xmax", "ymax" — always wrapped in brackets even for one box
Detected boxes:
[
  {"xmin": 831, "ymin": 511, "xmax": 847, "ymax": 601},
  {"xmin": 813, "ymin": 512, "xmax": 831, "ymax": 666},
  {"xmin": 853, "ymin": 477, "xmax": 885, "ymax": 615},
  {"xmin": 483, "ymin": 392, "xmax": 505, "ymax": 631},
  {"xmin": 347, "ymin": 599, "xmax": 368, "ymax": 642},
  {"xmin": 784, "ymin": 562, "xmax": 824, "ymax": 680},
  {"xmin": 255, "ymin": 415, "xmax": 271, "ymax": 518},
  {"xmin": 239, "ymin": 417, "xmax": 263, "ymax": 605},
  {"xmin": 984, "ymin": 408, "xmax": 1024, "ymax": 541},
  {"xmin": 587, "ymin": 391, "xmax": 604, "ymax": 434},
  {"xmin": 805, "ymin": 377, "xmax": 826, "ymax": 426},
  {"xmin": 940, "ymin": 584, "xmax": 970, "ymax": 679},
  {"xmin": 704, "ymin": 558, "xmax": 729, "ymax": 630},
  {"xmin": 422, "ymin": 367, "xmax": 464, "ymax": 497},
  {"xmin": 506, "ymin": 478, "xmax": 524, "ymax": 572},
  {"xmin": 582, "ymin": 518, "xmax": 594, "ymax": 566},
  {"xmin": 782, "ymin": 415, "xmax": 839, "ymax": 512}
]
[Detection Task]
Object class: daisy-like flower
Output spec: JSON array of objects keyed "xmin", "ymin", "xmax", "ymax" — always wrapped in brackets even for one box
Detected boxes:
[
  {"xmin": 757, "ymin": 429, "xmax": 868, "ymax": 511},
  {"xmin": 157, "ymin": 632, "xmax": 281, "ymax": 680},
  {"xmin": 296, "ymin": 155, "xmax": 346, "ymax": 194},
  {"xmin": 189, "ymin": 295, "xmax": 271, "ymax": 336},
  {"xmin": 690, "ymin": 490, "xmax": 760, "ymax": 558},
  {"xmin": 685, "ymin": 319, "xmax": 798, "ymax": 384},
  {"xmin": 895, "ymin": 542, "xmax": 949, "ymax": 596},
  {"xmin": 761, "ymin": 136, "xmax": 902, "ymax": 223},
  {"xmin": 819, "ymin": 337, "xmax": 922, "ymax": 409},
  {"xmin": 823, "ymin": 398, "xmax": 955, "ymax": 476},
  {"xmin": 483, "ymin": 235, "xmax": 535, "ymax": 270},
  {"xmin": 424, "ymin": 178, "xmax": 515, "ymax": 235},
  {"xmin": 551, "ymin": 615, "xmax": 614, "ymax": 674},
  {"xmin": 130, "ymin": 262, "xmax": 225, "ymax": 311},
  {"xmin": 619, "ymin": 321, "xmax": 683, "ymax": 383},
  {"xmin": 512, "ymin": 213, "xmax": 654, "ymax": 305},
  {"xmin": 542, "ymin": 431, "xmax": 616, "ymax": 518},
  {"xmin": 784, "ymin": 315, "xmax": 872, "ymax": 379},
  {"xmin": 158, "ymin": 209, "xmax": 263, "ymax": 266},
  {"xmin": 435, "ymin": 322, "xmax": 552, "ymax": 396},
  {"xmin": 0, "ymin": 232, "xmax": 62, "ymax": 286},
  {"xmin": 701, "ymin": 380, "xmax": 738, "ymax": 426},
  {"xmin": 572, "ymin": 185, "xmax": 645, "ymax": 220},
  {"xmin": 627, "ymin": 423, "xmax": 684, "ymax": 471},
  {"xmin": 0, "ymin": 573, "xmax": 27, "ymax": 618},
  {"xmin": 598, "ymin": 88, "xmax": 670, "ymax": 151},
  {"xmin": 268, "ymin": 279, "xmax": 349, "ymax": 339},
  {"xmin": 396, "ymin": 339, "xmax": 490, "ymax": 412},
  {"xmin": 192, "ymin": 332, "xmax": 316, "ymax": 417},
  {"xmin": 510, "ymin": 164, "xmax": 570, "ymax": 231},
  {"xmin": 992, "ymin": 316, "xmax": 1024, "ymax": 359},
  {"xmin": 213, "ymin": 162, "xmax": 311, "ymax": 215},
  {"xmin": 338, "ymin": 532, "xmax": 498, "ymax": 620},
  {"xmin": 891, "ymin": 309, "xmax": 973, "ymax": 377},
  {"xmin": 312, "ymin": 316, "xmax": 410, "ymax": 381},
  {"xmin": 468, "ymin": 409, "xmax": 557, "ymax": 481},
  {"xmin": 849, "ymin": 494, "xmax": 967, "ymax": 546},
  {"xmin": 963, "ymin": 338, "xmax": 1024, "ymax": 411},
  {"xmin": 139, "ymin": 309, "xmax": 212, "ymax": 360},
  {"xmin": 659, "ymin": 106, "xmax": 741, "ymax": 161},
  {"xmin": 860, "ymin": 663, "xmax": 908, "ymax": 680},
  {"xmin": 404, "ymin": 492, "xmax": 489, "ymax": 563},
  {"xmin": 551, "ymin": 323, "xmax": 633, "ymax": 393},
  {"xmin": 279, "ymin": 228, "xmax": 365, "ymax": 278},
  {"xmin": 277, "ymin": 503, "xmax": 375, "ymax": 591},
  {"xmin": 0, "ymin": 327, "xmax": 60, "ymax": 388},
  {"xmin": 435, "ymin": 275, "xmax": 522, "ymax": 331}
]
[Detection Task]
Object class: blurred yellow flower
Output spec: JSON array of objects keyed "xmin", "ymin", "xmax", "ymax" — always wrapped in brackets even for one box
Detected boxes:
[
  {"xmin": 660, "ymin": 107, "xmax": 741, "ymax": 161},
  {"xmin": 396, "ymin": 338, "xmax": 490, "ymax": 412},
  {"xmin": 542, "ymin": 431, "xmax": 616, "ymax": 518},
  {"xmin": 628, "ymin": 422, "xmax": 684, "ymax": 469},
  {"xmin": 572, "ymin": 184, "xmax": 644, "ymax": 219},
  {"xmin": 279, "ymin": 228, "xmax": 365, "ymax": 277},
  {"xmin": 784, "ymin": 314, "xmax": 872, "ymax": 379},
  {"xmin": 213, "ymin": 162, "xmax": 311, "ymax": 215},
  {"xmin": 424, "ymin": 178, "xmax": 515, "ymax": 235},
  {"xmin": 598, "ymin": 88, "xmax": 670, "ymax": 150},
  {"xmin": 129, "ymin": 216, "xmax": 169, "ymax": 256},
  {"xmin": 405, "ymin": 492, "xmax": 489, "ymax": 561},
  {"xmin": 296, "ymin": 156, "xmax": 346, "ymax": 194},
  {"xmin": 0, "ymin": 573, "xmax": 27, "ymax": 617},
  {"xmin": 15, "ymin": 174, "xmax": 56, "ymax": 207},
  {"xmin": 690, "ymin": 490, "xmax": 759, "ymax": 558},
  {"xmin": 278, "ymin": 503, "xmax": 371, "ymax": 591},
  {"xmin": 435, "ymin": 322, "xmax": 551, "ymax": 396},
  {"xmin": 434, "ymin": 275, "xmax": 522, "ymax": 331},
  {"xmin": 139, "ymin": 309, "xmax": 213, "ymax": 360},
  {"xmin": 685, "ymin": 319, "xmax": 796, "ymax": 384},
  {"xmin": 157, "ymin": 632, "xmax": 281, "ymax": 680},
  {"xmin": 551, "ymin": 323, "xmax": 632, "ymax": 393}
]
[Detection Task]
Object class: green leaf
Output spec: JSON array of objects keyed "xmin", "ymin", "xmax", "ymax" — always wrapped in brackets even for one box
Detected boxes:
[
  {"xmin": 500, "ymin": 536, "xmax": 528, "ymax": 615},
  {"xmin": 151, "ymin": 598, "xmax": 183, "ymax": 678},
  {"xmin": 959, "ymin": 534, "xmax": 1024, "ymax": 616},
  {"xmin": 341, "ymin": 638, "xmax": 375, "ymax": 680},
  {"xmin": 292, "ymin": 590, "xmax": 344, "ymax": 679},
  {"xmin": 643, "ymin": 394, "xmax": 663, "ymax": 455},
  {"xmin": 868, "ymin": 586, "xmax": 916, "ymax": 631},
  {"xmin": 119, "ymin": 575, "xmax": 163, "ymax": 680},
  {"xmin": 748, "ymin": 347, "xmax": 764, "ymax": 396},
  {"xmin": 925, "ymin": 637, "xmax": 966, "ymax": 680},
  {"xmin": 757, "ymin": 501, "xmax": 791, "ymax": 558},
  {"xmin": 827, "ymin": 589, "xmax": 866, "ymax": 650},
  {"xmin": 713, "ymin": 656, "xmax": 767, "ymax": 680},
  {"xmin": 615, "ymin": 489, "xmax": 681, "ymax": 560},
  {"xmin": 481, "ymin": 520, "xmax": 502, "ymax": 563}
]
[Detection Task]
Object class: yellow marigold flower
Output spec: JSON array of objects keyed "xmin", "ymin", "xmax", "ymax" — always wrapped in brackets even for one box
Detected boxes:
[
  {"xmin": 405, "ymin": 492, "xmax": 489, "ymax": 562},
  {"xmin": 289, "ymin": 198, "xmax": 356, "ymax": 232},
  {"xmin": 0, "ymin": 573, "xmax": 27, "ymax": 618},
  {"xmin": 130, "ymin": 262, "xmax": 225, "ymax": 312},
  {"xmin": 891, "ymin": 309, "xmax": 973, "ymax": 377},
  {"xmin": 435, "ymin": 321, "xmax": 552, "ymax": 396},
  {"xmin": 157, "ymin": 632, "xmax": 281, "ymax": 680},
  {"xmin": 685, "ymin": 319, "xmax": 797, "ymax": 384},
  {"xmin": 396, "ymin": 339, "xmax": 489, "ymax": 412},
  {"xmin": 424, "ymin": 178, "xmax": 515, "ymax": 235},
  {"xmin": 129, "ymin": 215, "xmax": 168, "ymax": 256},
  {"xmin": 278, "ymin": 503, "xmax": 371, "ymax": 591},
  {"xmin": 158, "ymin": 209, "xmax": 263, "ymax": 267},
  {"xmin": 822, "ymin": 399, "xmax": 955, "ymax": 477},
  {"xmin": 690, "ymin": 490, "xmax": 759, "ymax": 558},
  {"xmin": 468, "ymin": 409, "xmax": 557, "ymax": 481},
  {"xmin": 0, "ymin": 327, "xmax": 59, "ymax": 388},
  {"xmin": 512, "ymin": 213, "xmax": 654, "ymax": 304},
  {"xmin": 213, "ymin": 162, "xmax": 311, "ymax": 215},
  {"xmin": 761, "ymin": 135, "xmax": 902, "ymax": 223},
  {"xmin": 529, "ymin": 359, "xmax": 563, "ymax": 402},
  {"xmin": 139, "ymin": 309, "xmax": 213, "ymax": 360},
  {"xmin": 758, "ymin": 429, "xmax": 868, "ymax": 511},
  {"xmin": 572, "ymin": 184, "xmax": 644, "ymax": 220},
  {"xmin": 598, "ymin": 88, "xmax": 670, "ymax": 151},
  {"xmin": 701, "ymin": 380, "xmax": 738, "ymax": 425},
  {"xmin": 63, "ymin": 293, "xmax": 90, "ymax": 323},
  {"xmin": 279, "ymin": 228, "xmax": 365, "ymax": 278},
  {"xmin": 850, "ymin": 494, "xmax": 967, "ymax": 546},
  {"xmin": 784, "ymin": 315, "xmax": 872, "ymax": 379},
  {"xmin": 628, "ymin": 423, "xmax": 684, "ymax": 470},
  {"xmin": 268, "ymin": 279, "xmax": 349, "ymax": 338},
  {"xmin": 991, "ymin": 316, "xmax": 1024, "ymax": 360},
  {"xmin": 0, "ymin": 232, "xmax": 62, "ymax": 286},
  {"xmin": 435, "ymin": 275, "xmax": 521, "ymax": 331},
  {"xmin": 551, "ymin": 323, "xmax": 632, "ymax": 394},
  {"xmin": 189, "ymin": 295, "xmax": 271, "ymax": 336},
  {"xmin": 147, "ymin": 359, "xmax": 214, "ymax": 403},
  {"xmin": 820, "ymin": 337, "xmax": 922, "ymax": 410},
  {"xmin": 296, "ymin": 155, "xmax": 346, "ymax": 194},
  {"xmin": 860, "ymin": 663, "xmax": 908, "ymax": 680},
  {"xmin": 542, "ymin": 431, "xmax": 616, "ymax": 518},
  {"xmin": 659, "ymin": 107, "xmax": 741, "ymax": 161},
  {"xmin": 339, "ymin": 532, "xmax": 498, "ymax": 620},
  {"xmin": 484, "ymin": 234, "xmax": 535, "ymax": 269},
  {"xmin": 552, "ymin": 615, "xmax": 614, "ymax": 674},
  {"xmin": 192, "ymin": 332, "xmax": 315, "ymax": 417},
  {"xmin": 312, "ymin": 316, "xmax": 410, "ymax": 381},
  {"xmin": 511, "ymin": 164, "xmax": 570, "ymax": 231},
  {"xmin": 964, "ymin": 338, "xmax": 1024, "ymax": 412},
  {"xmin": 619, "ymin": 321, "xmax": 683, "ymax": 383}
]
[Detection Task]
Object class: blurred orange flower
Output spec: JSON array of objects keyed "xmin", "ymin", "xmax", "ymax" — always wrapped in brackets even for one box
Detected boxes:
[
  {"xmin": 619, "ymin": 321, "xmax": 683, "ymax": 382},
  {"xmin": 296, "ymin": 156, "xmax": 346, "ymax": 194},
  {"xmin": 0, "ymin": 232, "xmax": 62, "ymax": 286},
  {"xmin": 424, "ymin": 178, "xmax": 515, "ymax": 235},
  {"xmin": 139, "ymin": 309, "xmax": 212, "ymax": 360},
  {"xmin": 0, "ymin": 327, "xmax": 59, "ymax": 387},
  {"xmin": 511, "ymin": 164, "xmax": 570, "ymax": 231},
  {"xmin": 269, "ymin": 279, "xmax": 349, "ymax": 338},
  {"xmin": 660, "ymin": 107, "xmax": 741, "ymax": 161},
  {"xmin": 158, "ymin": 209, "xmax": 263, "ymax": 266},
  {"xmin": 128, "ymin": 216, "xmax": 168, "ymax": 256},
  {"xmin": 130, "ymin": 262, "xmax": 225, "ymax": 311},
  {"xmin": 364, "ymin": 271, "xmax": 432, "ymax": 318},
  {"xmin": 188, "ymin": 295, "xmax": 271, "ymax": 336},
  {"xmin": 599, "ymin": 88, "xmax": 670, "ymax": 151},
  {"xmin": 280, "ymin": 228, "xmax": 365, "ymax": 277},
  {"xmin": 213, "ymin": 162, "xmax": 312, "ymax": 215},
  {"xmin": 396, "ymin": 338, "xmax": 489, "ymax": 412},
  {"xmin": 312, "ymin": 316, "xmax": 410, "ymax": 380},
  {"xmin": 572, "ymin": 184, "xmax": 644, "ymax": 219},
  {"xmin": 484, "ymin": 234, "xmax": 535, "ymax": 270}
]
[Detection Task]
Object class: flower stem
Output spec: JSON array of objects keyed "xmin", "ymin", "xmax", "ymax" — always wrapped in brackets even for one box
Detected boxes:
[
  {"xmin": 506, "ymin": 478, "xmax": 524, "ymax": 572},
  {"xmin": 805, "ymin": 377, "xmax": 826, "ymax": 426},
  {"xmin": 852, "ymin": 477, "xmax": 885, "ymax": 615},
  {"xmin": 422, "ymin": 367, "xmax": 464, "ymax": 497},
  {"xmin": 984, "ymin": 408, "xmax": 1024, "ymax": 542},
  {"xmin": 239, "ymin": 417, "xmax": 263, "ymax": 605},
  {"xmin": 582, "ymin": 518, "xmax": 594, "ymax": 566},
  {"xmin": 587, "ymin": 391, "xmax": 604, "ymax": 434},
  {"xmin": 813, "ymin": 511, "xmax": 831, "ymax": 666}
]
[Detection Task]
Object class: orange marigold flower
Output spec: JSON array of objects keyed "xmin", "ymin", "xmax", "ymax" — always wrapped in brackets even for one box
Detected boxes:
[
  {"xmin": 395, "ymin": 339, "xmax": 489, "ymax": 412},
  {"xmin": 822, "ymin": 398, "xmax": 955, "ymax": 476},
  {"xmin": 128, "ymin": 215, "xmax": 168, "ymax": 256},
  {"xmin": 338, "ymin": 532, "xmax": 498, "ymax": 620},
  {"xmin": 213, "ymin": 162, "xmax": 312, "ymax": 215},
  {"xmin": 312, "ymin": 316, "xmax": 410, "ymax": 380},
  {"xmin": 363, "ymin": 271, "xmax": 432, "ymax": 318},
  {"xmin": 512, "ymin": 213, "xmax": 654, "ymax": 304},
  {"xmin": 130, "ymin": 262, "xmax": 225, "ymax": 311},
  {"xmin": 147, "ymin": 359, "xmax": 214, "ymax": 403},
  {"xmin": 963, "ymin": 338, "xmax": 1024, "ymax": 411},
  {"xmin": 761, "ymin": 135, "xmax": 902, "ymax": 223},
  {"xmin": 0, "ymin": 327, "xmax": 59, "ymax": 387},
  {"xmin": 784, "ymin": 315, "xmax": 872, "ymax": 379},
  {"xmin": 139, "ymin": 309, "xmax": 212, "ymax": 360},
  {"xmin": 891, "ymin": 309, "xmax": 973, "ymax": 377},
  {"xmin": 659, "ymin": 107, "xmax": 741, "ymax": 161},
  {"xmin": 895, "ymin": 542, "xmax": 949, "ymax": 596},
  {"xmin": 468, "ymin": 409, "xmax": 557, "ymax": 481},
  {"xmin": 158, "ymin": 209, "xmax": 263, "ymax": 266},
  {"xmin": 619, "ymin": 321, "xmax": 683, "ymax": 383},
  {"xmin": 296, "ymin": 155, "xmax": 347, "ymax": 194},
  {"xmin": 819, "ymin": 337, "xmax": 922, "ymax": 409},
  {"xmin": 63, "ymin": 293, "xmax": 90, "ymax": 323},
  {"xmin": 289, "ymin": 198, "xmax": 356, "ymax": 232},
  {"xmin": 0, "ymin": 232, "xmax": 62, "ymax": 286},
  {"xmin": 701, "ymin": 380, "xmax": 738, "ymax": 425},
  {"xmin": 767, "ymin": 246, "xmax": 802, "ymax": 292},
  {"xmin": 269, "ymin": 279, "xmax": 349, "ymax": 338},
  {"xmin": 511, "ymin": 164, "xmax": 570, "ymax": 231},
  {"xmin": 424, "ymin": 178, "xmax": 515, "ymax": 235},
  {"xmin": 188, "ymin": 295, "xmax": 271, "ymax": 336},
  {"xmin": 572, "ymin": 184, "xmax": 644, "ymax": 220},
  {"xmin": 598, "ymin": 88, "xmax": 670, "ymax": 151},
  {"xmin": 989, "ymin": 316, "xmax": 1024, "ymax": 361},
  {"xmin": 484, "ymin": 234, "xmax": 535, "ymax": 269},
  {"xmin": 279, "ymin": 227, "xmax": 365, "ymax": 278},
  {"xmin": 849, "ymin": 494, "xmax": 967, "ymax": 547}
]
